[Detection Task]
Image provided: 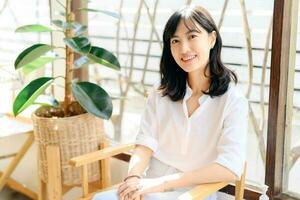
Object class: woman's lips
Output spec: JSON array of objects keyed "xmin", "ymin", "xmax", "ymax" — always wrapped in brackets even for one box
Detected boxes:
[{"xmin": 181, "ymin": 55, "xmax": 197, "ymax": 62}]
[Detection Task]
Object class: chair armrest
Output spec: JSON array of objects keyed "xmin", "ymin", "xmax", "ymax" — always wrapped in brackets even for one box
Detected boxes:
[
  {"xmin": 177, "ymin": 182, "xmax": 229, "ymax": 200},
  {"xmin": 69, "ymin": 143, "xmax": 136, "ymax": 167}
]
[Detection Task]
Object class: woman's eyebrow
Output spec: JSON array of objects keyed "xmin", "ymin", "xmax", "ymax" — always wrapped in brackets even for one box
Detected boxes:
[
  {"xmin": 171, "ymin": 29, "xmax": 200, "ymax": 39},
  {"xmin": 171, "ymin": 35, "xmax": 179, "ymax": 39},
  {"xmin": 186, "ymin": 29, "xmax": 200, "ymax": 34}
]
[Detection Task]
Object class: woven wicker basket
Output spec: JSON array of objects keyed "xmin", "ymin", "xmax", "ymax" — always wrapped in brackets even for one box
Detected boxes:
[{"xmin": 32, "ymin": 112, "xmax": 104, "ymax": 186}]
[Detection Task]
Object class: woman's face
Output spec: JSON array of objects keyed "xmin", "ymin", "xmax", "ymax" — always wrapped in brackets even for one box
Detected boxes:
[{"xmin": 170, "ymin": 19, "xmax": 216, "ymax": 74}]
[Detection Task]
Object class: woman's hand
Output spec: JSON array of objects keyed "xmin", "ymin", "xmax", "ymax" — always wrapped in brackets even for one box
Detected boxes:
[
  {"xmin": 131, "ymin": 178, "xmax": 166, "ymax": 198},
  {"xmin": 118, "ymin": 176, "xmax": 143, "ymax": 200},
  {"xmin": 118, "ymin": 177, "xmax": 166, "ymax": 200}
]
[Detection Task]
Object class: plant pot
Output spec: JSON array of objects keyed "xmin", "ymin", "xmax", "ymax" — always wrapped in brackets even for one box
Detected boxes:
[{"xmin": 32, "ymin": 112, "xmax": 104, "ymax": 186}]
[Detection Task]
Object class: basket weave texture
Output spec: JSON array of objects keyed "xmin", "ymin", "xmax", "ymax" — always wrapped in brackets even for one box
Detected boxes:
[{"xmin": 32, "ymin": 112, "xmax": 104, "ymax": 185}]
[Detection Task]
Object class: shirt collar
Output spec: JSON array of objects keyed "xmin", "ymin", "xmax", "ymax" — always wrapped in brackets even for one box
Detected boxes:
[
  {"xmin": 184, "ymin": 82, "xmax": 193, "ymax": 100},
  {"xmin": 184, "ymin": 82, "xmax": 209, "ymax": 104}
]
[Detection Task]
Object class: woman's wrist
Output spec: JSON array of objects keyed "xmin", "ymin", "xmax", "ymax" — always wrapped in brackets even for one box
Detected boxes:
[
  {"xmin": 162, "ymin": 179, "xmax": 172, "ymax": 192},
  {"xmin": 123, "ymin": 174, "xmax": 141, "ymax": 182}
]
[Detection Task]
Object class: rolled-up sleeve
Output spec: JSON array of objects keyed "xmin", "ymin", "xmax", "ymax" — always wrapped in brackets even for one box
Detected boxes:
[
  {"xmin": 135, "ymin": 89, "xmax": 159, "ymax": 152},
  {"xmin": 214, "ymin": 96, "xmax": 248, "ymax": 178}
]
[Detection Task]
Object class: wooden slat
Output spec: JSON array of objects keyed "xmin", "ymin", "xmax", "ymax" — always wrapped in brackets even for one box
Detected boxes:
[
  {"xmin": 81, "ymin": 165, "xmax": 89, "ymax": 197},
  {"xmin": 69, "ymin": 143, "xmax": 135, "ymax": 167},
  {"xmin": 0, "ymin": 132, "xmax": 34, "ymax": 190},
  {"xmin": 0, "ymin": 153, "xmax": 17, "ymax": 160},
  {"xmin": 220, "ymin": 185, "xmax": 261, "ymax": 200},
  {"xmin": 0, "ymin": 171, "xmax": 38, "ymax": 200},
  {"xmin": 266, "ymin": 0, "xmax": 285, "ymax": 197},
  {"xmin": 46, "ymin": 145, "xmax": 62, "ymax": 200},
  {"xmin": 266, "ymin": 0, "xmax": 296, "ymax": 198},
  {"xmin": 235, "ymin": 164, "xmax": 247, "ymax": 200},
  {"xmin": 38, "ymin": 179, "xmax": 46, "ymax": 200},
  {"xmin": 100, "ymin": 139, "xmax": 111, "ymax": 188}
]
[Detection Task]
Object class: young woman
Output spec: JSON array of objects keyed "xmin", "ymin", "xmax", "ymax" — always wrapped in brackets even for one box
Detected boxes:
[{"xmin": 93, "ymin": 4, "xmax": 248, "ymax": 200}]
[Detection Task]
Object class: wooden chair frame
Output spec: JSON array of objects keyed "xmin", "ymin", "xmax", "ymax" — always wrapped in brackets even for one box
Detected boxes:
[
  {"xmin": 37, "ymin": 140, "xmax": 110, "ymax": 200},
  {"xmin": 69, "ymin": 143, "xmax": 246, "ymax": 200},
  {"xmin": 0, "ymin": 113, "xmax": 37, "ymax": 199}
]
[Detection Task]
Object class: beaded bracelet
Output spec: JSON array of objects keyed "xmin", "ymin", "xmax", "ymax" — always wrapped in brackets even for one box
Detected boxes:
[{"xmin": 123, "ymin": 175, "xmax": 141, "ymax": 182}]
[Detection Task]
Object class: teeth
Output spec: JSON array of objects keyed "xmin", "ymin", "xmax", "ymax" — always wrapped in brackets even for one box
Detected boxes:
[{"xmin": 182, "ymin": 55, "xmax": 196, "ymax": 61}]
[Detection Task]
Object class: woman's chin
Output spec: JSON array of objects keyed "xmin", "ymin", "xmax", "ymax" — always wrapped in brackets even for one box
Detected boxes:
[{"xmin": 181, "ymin": 66, "xmax": 202, "ymax": 74}]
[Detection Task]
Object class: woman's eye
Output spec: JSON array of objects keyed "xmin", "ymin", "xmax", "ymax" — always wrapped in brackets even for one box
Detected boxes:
[
  {"xmin": 189, "ymin": 35, "xmax": 197, "ymax": 39},
  {"xmin": 171, "ymin": 39, "xmax": 179, "ymax": 44}
]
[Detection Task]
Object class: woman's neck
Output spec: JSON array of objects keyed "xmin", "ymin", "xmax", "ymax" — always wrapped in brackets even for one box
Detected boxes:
[{"xmin": 187, "ymin": 69, "xmax": 210, "ymax": 95}]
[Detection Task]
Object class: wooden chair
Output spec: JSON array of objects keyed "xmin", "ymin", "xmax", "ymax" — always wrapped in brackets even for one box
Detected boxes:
[
  {"xmin": 0, "ymin": 113, "xmax": 37, "ymax": 199},
  {"xmin": 69, "ymin": 143, "xmax": 246, "ymax": 200},
  {"xmin": 37, "ymin": 139, "xmax": 111, "ymax": 200}
]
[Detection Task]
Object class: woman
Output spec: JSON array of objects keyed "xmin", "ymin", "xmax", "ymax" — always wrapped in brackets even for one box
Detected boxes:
[{"xmin": 93, "ymin": 4, "xmax": 248, "ymax": 200}]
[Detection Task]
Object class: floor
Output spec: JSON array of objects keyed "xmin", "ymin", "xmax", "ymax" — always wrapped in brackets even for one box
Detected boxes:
[{"xmin": 0, "ymin": 187, "xmax": 30, "ymax": 200}]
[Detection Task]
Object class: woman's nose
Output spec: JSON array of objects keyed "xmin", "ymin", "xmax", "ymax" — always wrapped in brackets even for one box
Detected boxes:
[{"xmin": 179, "ymin": 41, "xmax": 190, "ymax": 53}]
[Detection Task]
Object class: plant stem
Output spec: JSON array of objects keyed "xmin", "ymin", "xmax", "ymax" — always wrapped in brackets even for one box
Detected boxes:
[{"xmin": 64, "ymin": 0, "xmax": 74, "ymax": 116}]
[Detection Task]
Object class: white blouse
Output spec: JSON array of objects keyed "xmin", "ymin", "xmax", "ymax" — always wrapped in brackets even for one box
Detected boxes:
[{"xmin": 135, "ymin": 82, "xmax": 248, "ymax": 178}]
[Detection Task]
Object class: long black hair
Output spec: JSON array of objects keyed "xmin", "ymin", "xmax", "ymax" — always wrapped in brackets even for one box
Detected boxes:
[{"xmin": 159, "ymin": 5, "xmax": 237, "ymax": 101}]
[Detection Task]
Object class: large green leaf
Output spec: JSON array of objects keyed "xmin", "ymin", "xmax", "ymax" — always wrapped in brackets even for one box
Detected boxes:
[
  {"xmin": 78, "ymin": 8, "xmax": 119, "ymax": 19},
  {"xmin": 14, "ymin": 44, "xmax": 53, "ymax": 69},
  {"xmin": 72, "ymin": 82, "xmax": 112, "ymax": 119},
  {"xmin": 87, "ymin": 46, "xmax": 120, "ymax": 71},
  {"xmin": 64, "ymin": 36, "xmax": 91, "ymax": 54},
  {"xmin": 15, "ymin": 24, "xmax": 52, "ymax": 32},
  {"xmin": 13, "ymin": 77, "xmax": 54, "ymax": 116},
  {"xmin": 22, "ymin": 57, "xmax": 56, "ymax": 75}
]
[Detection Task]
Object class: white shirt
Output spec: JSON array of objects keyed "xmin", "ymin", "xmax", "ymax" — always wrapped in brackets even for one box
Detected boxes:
[{"xmin": 136, "ymin": 82, "xmax": 248, "ymax": 178}]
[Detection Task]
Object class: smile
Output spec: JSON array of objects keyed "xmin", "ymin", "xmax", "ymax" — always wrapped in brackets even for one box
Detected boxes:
[{"xmin": 181, "ymin": 55, "xmax": 197, "ymax": 62}]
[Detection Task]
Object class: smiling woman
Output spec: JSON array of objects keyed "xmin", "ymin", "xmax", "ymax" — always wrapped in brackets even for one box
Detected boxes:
[
  {"xmin": 92, "ymin": 4, "xmax": 248, "ymax": 200},
  {"xmin": 159, "ymin": 5, "xmax": 237, "ymax": 102},
  {"xmin": 170, "ymin": 19, "xmax": 216, "ymax": 74}
]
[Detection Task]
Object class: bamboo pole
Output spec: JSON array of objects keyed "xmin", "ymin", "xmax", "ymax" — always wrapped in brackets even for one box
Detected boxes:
[
  {"xmin": 218, "ymin": 0, "xmax": 229, "ymax": 30},
  {"xmin": 113, "ymin": 0, "xmax": 143, "ymax": 140},
  {"xmin": 239, "ymin": 0, "xmax": 253, "ymax": 99},
  {"xmin": 141, "ymin": 0, "xmax": 159, "ymax": 95},
  {"xmin": 259, "ymin": 17, "xmax": 273, "ymax": 140},
  {"xmin": 142, "ymin": 0, "xmax": 162, "ymax": 50},
  {"xmin": 64, "ymin": 0, "xmax": 74, "ymax": 115}
]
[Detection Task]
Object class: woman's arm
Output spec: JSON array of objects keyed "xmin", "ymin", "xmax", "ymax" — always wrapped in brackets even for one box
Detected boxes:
[
  {"xmin": 162, "ymin": 163, "xmax": 237, "ymax": 191},
  {"xmin": 117, "ymin": 145, "xmax": 153, "ymax": 200},
  {"xmin": 127, "ymin": 144, "xmax": 153, "ymax": 177},
  {"xmin": 129, "ymin": 162, "xmax": 236, "ymax": 199}
]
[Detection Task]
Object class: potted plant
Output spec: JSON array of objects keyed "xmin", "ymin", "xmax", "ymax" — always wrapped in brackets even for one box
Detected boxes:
[{"xmin": 12, "ymin": 0, "xmax": 120, "ymax": 186}]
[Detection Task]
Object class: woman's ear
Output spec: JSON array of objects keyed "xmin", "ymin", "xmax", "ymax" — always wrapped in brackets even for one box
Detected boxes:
[{"xmin": 210, "ymin": 31, "xmax": 217, "ymax": 49}]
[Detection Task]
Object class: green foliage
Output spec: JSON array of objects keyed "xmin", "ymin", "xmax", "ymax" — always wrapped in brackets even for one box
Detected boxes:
[
  {"xmin": 14, "ymin": 44, "xmax": 53, "ymax": 69},
  {"xmin": 87, "ymin": 46, "xmax": 121, "ymax": 71},
  {"xmin": 22, "ymin": 57, "xmax": 57, "ymax": 75},
  {"xmin": 15, "ymin": 24, "xmax": 53, "ymax": 32},
  {"xmin": 63, "ymin": 36, "xmax": 91, "ymax": 54},
  {"xmin": 13, "ymin": 77, "xmax": 54, "ymax": 116},
  {"xmin": 13, "ymin": 4, "xmax": 121, "ymax": 119},
  {"xmin": 72, "ymin": 82, "xmax": 113, "ymax": 119}
]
